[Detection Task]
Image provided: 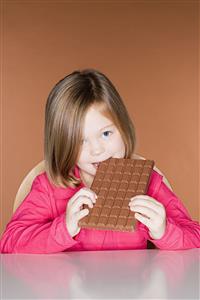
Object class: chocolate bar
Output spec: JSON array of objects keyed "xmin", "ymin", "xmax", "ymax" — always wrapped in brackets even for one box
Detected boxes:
[{"xmin": 79, "ymin": 158, "xmax": 154, "ymax": 231}]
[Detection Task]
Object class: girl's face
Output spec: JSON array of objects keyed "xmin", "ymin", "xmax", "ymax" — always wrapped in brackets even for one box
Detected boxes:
[{"xmin": 77, "ymin": 105, "xmax": 125, "ymax": 186}]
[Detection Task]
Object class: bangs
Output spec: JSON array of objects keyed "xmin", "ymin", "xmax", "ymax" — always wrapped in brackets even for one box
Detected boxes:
[{"xmin": 92, "ymin": 101, "xmax": 115, "ymax": 124}]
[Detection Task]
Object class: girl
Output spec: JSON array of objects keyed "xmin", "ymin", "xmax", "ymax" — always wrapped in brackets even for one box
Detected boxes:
[{"xmin": 1, "ymin": 69, "xmax": 199, "ymax": 253}]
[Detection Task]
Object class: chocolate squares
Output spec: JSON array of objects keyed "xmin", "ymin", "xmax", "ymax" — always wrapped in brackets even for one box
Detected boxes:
[{"xmin": 79, "ymin": 158, "xmax": 154, "ymax": 231}]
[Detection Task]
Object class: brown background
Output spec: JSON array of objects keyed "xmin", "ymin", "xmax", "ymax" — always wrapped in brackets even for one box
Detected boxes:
[{"xmin": 1, "ymin": 1, "xmax": 199, "ymax": 235}]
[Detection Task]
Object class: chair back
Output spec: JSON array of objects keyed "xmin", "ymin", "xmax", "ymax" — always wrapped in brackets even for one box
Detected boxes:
[{"xmin": 13, "ymin": 160, "xmax": 45, "ymax": 212}]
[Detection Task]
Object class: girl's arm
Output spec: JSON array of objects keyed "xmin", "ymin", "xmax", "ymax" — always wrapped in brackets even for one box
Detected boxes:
[
  {"xmin": 0, "ymin": 177, "xmax": 78, "ymax": 254},
  {"xmin": 147, "ymin": 181, "xmax": 200, "ymax": 249}
]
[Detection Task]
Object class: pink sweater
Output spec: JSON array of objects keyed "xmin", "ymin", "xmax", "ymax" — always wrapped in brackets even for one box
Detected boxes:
[{"xmin": 1, "ymin": 167, "xmax": 200, "ymax": 253}]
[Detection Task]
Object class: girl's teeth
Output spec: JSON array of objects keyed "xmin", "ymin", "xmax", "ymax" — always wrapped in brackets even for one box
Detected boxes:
[{"xmin": 93, "ymin": 163, "xmax": 99, "ymax": 168}]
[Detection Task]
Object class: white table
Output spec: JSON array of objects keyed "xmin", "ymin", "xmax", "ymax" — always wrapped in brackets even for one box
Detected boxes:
[{"xmin": 1, "ymin": 249, "xmax": 199, "ymax": 299}]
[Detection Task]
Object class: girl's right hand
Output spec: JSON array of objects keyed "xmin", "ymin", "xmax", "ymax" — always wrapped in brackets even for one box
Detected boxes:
[{"xmin": 66, "ymin": 188, "xmax": 97, "ymax": 237}]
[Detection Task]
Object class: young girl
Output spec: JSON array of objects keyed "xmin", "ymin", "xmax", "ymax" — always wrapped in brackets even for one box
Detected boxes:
[{"xmin": 1, "ymin": 69, "xmax": 199, "ymax": 253}]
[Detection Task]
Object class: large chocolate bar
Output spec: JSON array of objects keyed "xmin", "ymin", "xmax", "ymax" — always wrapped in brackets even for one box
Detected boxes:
[{"xmin": 79, "ymin": 158, "xmax": 154, "ymax": 231}]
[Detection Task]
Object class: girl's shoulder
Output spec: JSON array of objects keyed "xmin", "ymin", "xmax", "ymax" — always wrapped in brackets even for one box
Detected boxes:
[
  {"xmin": 31, "ymin": 171, "xmax": 81, "ymax": 200},
  {"xmin": 31, "ymin": 172, "xmax": 52, "ymax": 191},
  {"xmin": 31, "ymin": 165, "xmax": 81, "ymax": 188}
]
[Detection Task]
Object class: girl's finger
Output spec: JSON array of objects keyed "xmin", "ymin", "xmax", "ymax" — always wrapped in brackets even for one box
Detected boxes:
[
  {"xmin": 134, "ymin": 212, "xmax": 151, "ymax": 228},
  {"xmin": 71, "ymin": 196, "xmax": 94, "ymax": 213},
  {"xmin": 75, "ymin": 208, "xmax": 89, "ymax": 221},
  {"xmin": 129, "ymin": 198, "xmax": 163, "ymax": 215},
  {"xmin": 68, "ymin": 188, "xmax": 97, "ymax": 206},
  {"xmin": 130, "ymin": 205, "xmax": 157, "ymax": 220},
  {"xmin": 130, "ymin": 195, "xmax": 163, "ymax": 208}
]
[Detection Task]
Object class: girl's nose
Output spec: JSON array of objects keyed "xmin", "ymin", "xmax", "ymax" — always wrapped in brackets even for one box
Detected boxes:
[{"xmin": 90, "ymin": 140, "xmax": 104, "ymax": 156}]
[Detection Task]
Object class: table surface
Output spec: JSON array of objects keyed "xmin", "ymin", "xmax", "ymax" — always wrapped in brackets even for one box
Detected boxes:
[{"xmin": 1, "ymin": 248, "xmax": 199, "ymax": 300}]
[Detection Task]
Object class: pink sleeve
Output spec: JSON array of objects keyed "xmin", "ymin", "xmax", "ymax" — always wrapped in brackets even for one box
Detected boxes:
[
  {"xmin": 148, "ymin": 181, "xmax": 200, "ymax": 249},
  {"xmin": 0, "ymin": 177, "xmax": 78, "ymax": 254}
]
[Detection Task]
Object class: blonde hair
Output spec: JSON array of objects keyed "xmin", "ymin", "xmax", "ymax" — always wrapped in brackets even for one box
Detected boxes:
[{"xmin": 44, "ymin": 69, "xmax": 136, "ymax": 187}]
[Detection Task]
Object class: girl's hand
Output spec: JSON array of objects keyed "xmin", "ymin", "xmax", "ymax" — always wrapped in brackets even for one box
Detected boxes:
[
  {"xmin": 66, "ymin": 188, "xmax": 97, "ymax": 237},
  {"xmin": 129, "ymin": 195, "xmax": 166, "ymax": 240}
]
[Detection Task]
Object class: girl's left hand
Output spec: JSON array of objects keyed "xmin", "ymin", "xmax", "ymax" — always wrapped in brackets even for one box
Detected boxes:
[{"xmin": 129, "ymin": 195, "xmax": 166, "ymax": 240}]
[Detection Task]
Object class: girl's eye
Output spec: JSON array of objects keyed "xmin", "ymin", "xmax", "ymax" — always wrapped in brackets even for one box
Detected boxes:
[
  {"xmin": 81, "ymin": 138, "xmax": 88, "ymax": 145},
  {"xmin": 81, "ymin": 131, "xmax": 113, "ymax": 144},
  {"xmin": 102, "ymin": 131, "xmax": 112, "ymax": 138}
]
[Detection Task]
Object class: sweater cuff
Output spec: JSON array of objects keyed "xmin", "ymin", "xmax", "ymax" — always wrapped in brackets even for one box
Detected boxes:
[
  {"xmin": 51, "ymin": 213, "xmax": 78, "ymax": 249},
  {"xmin": 148, "ymin": 218, "xmax": 182, "ymax": 249}
]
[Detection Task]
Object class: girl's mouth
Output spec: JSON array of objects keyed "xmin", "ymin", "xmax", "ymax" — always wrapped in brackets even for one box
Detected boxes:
[
  {"xmin": 92, "ymin": 163, "xmax": 100, "ymax": 169},
  {"xmin": 92, "ymin": 158, "xmax": 111, "ymax": 169}
]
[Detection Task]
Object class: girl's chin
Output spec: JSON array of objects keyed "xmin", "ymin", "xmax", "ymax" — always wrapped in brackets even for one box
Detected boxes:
[
  {"xmin": 90, "ymin": 167, "xmax": 97, "ymax": 176},
  {"xmin": 88, "ymin": 163, "xmax": 98, "ymax": 173},
  {"xmin": 82, "ymin": 166, "xmax": 97, "ymax": 176}
]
